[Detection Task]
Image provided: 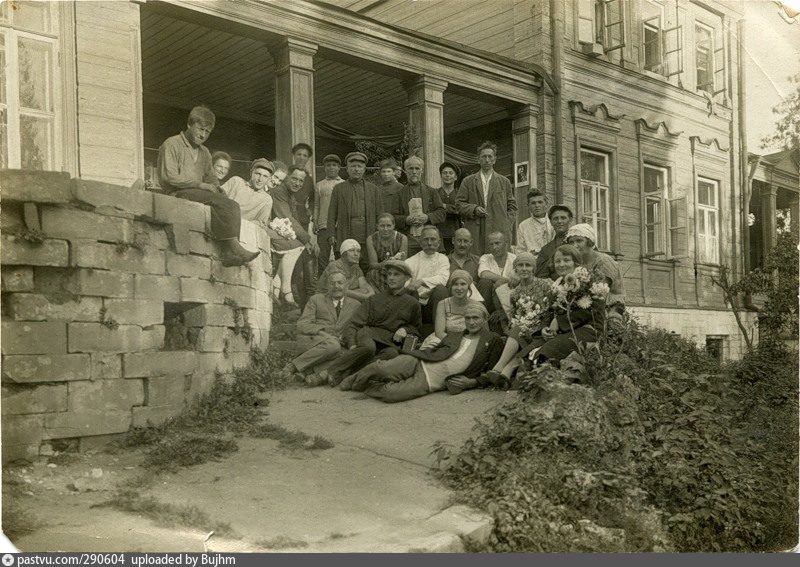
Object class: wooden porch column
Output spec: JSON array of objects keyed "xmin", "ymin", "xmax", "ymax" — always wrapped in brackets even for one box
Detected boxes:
[
  {"xmin": 512, "ymin": 104, "xmax": 539, "ymax": 221},
  {"xmin": 273, "ymin": 38, "xmax": 317, "ymax": 173},
  {"xmin": 760, "ymin": 183, "xmax": 777, "ymax": 256},
  {"xmin": 406, "ymin": 76, "xmax": 447, "ymax": 187}
]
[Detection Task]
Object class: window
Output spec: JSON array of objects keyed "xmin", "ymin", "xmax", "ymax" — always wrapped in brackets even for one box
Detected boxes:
[
  {"xmin": 695, "ymin": 22, "xmax": 714, "ymax": 94},
  {"xmin": 0, "ymin": 1, "xmax": 59, "ymax": 170},
  {"xmin": 641, "ymin": 0, "xmax": 683, "ymax": 77},
  {"xmin": 580, "ymin": 149, "xmax": 611, "ymax": 251},
  {"xmin": 705, "ymin": 336, "xmax": 726, "ymax": 363},
  {"xmin": 696, "ymin": 177, "xmax": 719, "ymax": 264},
  {"xmin": 577, "ymin": 0, "xmax": 626, "ymax": 53},
  {"xmin": 643, "ymin": 165, "xmax": 667, "ymax": 255}
]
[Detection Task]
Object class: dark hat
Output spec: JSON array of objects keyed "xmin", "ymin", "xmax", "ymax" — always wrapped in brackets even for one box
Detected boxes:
[
  {"xmin": 382, "ymin": 259, "xmax": 411, "ymax": 277},
  {"xmin": 548, "ymin": 204, "xmax": 574, "ymax": 219},
  {"xmin": 322, "ymin": 154, "xmax": 341, "ymax": 165},
  {"xmin": 250, "ymin": 158, "xmax": 274, "ymax": 173},
  {"xmin": 438, "ymin": 161, "xmax": 461, "ymax": 178},
  {"xmin": 345, "ymin": 151, "xmax": 368, "ymax": 164},
  {"xmin": 291, "ymin": 142, "xmax": 313, "ymax": 155}
]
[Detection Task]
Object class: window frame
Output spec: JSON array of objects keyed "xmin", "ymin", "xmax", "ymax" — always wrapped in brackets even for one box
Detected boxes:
[
  {"xmin": 694, "ymin": 21, "xmax": 715, "ymax": 95},
  {"xmin": 642, "ymin": 163, "xmax": 669, "ymax": 257},
  {"xmin": 695, "ymin": 176, "xmax": 720, "ymax": 265},
  {"xmin": 579, "ymin": 148, "xmax": 613, "ymax": 253},
  {"xmin": 0, "ymin": 2, "xmax": 62, "ymax": 171},
  {"xmin": 577, "ymin": 0, "xmax": 627, "ymax": 54}
]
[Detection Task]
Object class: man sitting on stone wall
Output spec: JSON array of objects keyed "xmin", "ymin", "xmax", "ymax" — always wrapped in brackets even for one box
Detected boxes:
[
  {"xmin": 277, "ymin": 269, "xmax": 361, "ymax": 386},
  {"xmin": 319, "ymin": 259, "xmax": 421, "ymax": 387},
  {"xmin": 157, "ymin": 105, "xmax": 259, "ymax": 267}
]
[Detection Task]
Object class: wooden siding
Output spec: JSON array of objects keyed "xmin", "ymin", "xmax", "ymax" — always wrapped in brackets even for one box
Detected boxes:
[{"xmin": 75, "ymin": 1, "xmax": 143, "ymax": 185}]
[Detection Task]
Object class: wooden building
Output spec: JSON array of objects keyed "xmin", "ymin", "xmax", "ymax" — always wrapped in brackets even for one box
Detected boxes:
[{"xmin": 1, "ymin": 0, "xmax": 761, "ymax": 358}]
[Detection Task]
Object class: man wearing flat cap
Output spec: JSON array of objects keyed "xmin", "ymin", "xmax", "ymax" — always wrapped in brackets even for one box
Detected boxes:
[
  {"xmin": 290, "ymin": 142, "xmax": 315, "ymax": 231},
  {"xmin": 320, "ymin": 258, "xmax": 421, "ymax": 387},
  {"xmin": 314, "ymin": 154, "xmax": 343, "ymax": 274},
  {"xmin": 327, "ymin": 151, "xmax": 385, "ymax": 274},
  {"xmin": 535, "ymin": 204, "xmax": 574, "ymax": 280},
  {"xmin": 220, "ymin": 157, "xmax": 275, "ymax": 225},
  {"xmin": 396, "ymin": 156, "xmax": 446, "ymax": 256},
  {"xmin": 436, "ymin": 161, "xmax": 462, "ymax": 253},
  {"xmin": 157, "ymin": 105, "xmax": 258, "ymax": 267},
  {"xmin": 377, "ymin": 158, "xmax": 404, "ymax": 220},
  {"xmin": 317, "ymin": 239, "xmax": 374, "ymax": 303}
]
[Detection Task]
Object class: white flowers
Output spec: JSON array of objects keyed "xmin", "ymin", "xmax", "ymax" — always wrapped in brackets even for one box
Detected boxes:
[
  {"xmin": 576, "ymin": 296, "xmax": 592, "ymax": 310},
  {"xmin": 269, "ymin": 218, "xmax": 296, "ymax": 240},
  {"xmin": 589, "ymin": 281, "xmax": 610, "ymax": 299},
  {"xmin": 747, "ymin": 213, "xmax": 756, "ymax": 227}
]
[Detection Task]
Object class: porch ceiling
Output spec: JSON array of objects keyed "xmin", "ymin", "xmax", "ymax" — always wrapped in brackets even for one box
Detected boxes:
[{"xmin": 141, "ymin": 9, "xmax": 516, "ymax": 137}]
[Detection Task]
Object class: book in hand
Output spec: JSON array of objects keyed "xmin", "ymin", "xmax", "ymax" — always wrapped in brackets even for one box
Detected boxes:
[{"xmin": 401, "ymin": 335, "xmax": 419, "ymax": 353}]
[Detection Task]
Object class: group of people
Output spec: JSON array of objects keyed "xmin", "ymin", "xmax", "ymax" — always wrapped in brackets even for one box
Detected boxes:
[{"xmin": 157, "ymin": 105, "xmax": 626, "ymax": 404}]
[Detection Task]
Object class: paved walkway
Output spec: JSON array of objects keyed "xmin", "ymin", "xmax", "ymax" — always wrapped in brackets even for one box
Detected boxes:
[{"xmin": 9, "ymin": 387, "xmax": 514, "ymax": 552}]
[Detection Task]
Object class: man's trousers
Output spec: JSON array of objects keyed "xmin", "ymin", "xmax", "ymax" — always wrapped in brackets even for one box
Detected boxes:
[
  {"xmin": 173, "ymin": 188, "xmax": 240, "ymax": 240},
  {"xmin": 292, "ymin": 335, "xmax": 341, "ymax": 373}
]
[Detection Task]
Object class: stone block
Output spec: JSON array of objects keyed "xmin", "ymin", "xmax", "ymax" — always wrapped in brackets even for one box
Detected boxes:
[
  {"xmin": 1, "ymin": 234, "xmax": 69, "ymax": 266},
  {"xmin": 71, "ymin": 179, "xmax": 154, "ymax": 217},
  {"xmin": 166, "ymin": 251, "xmax": 212, "ymax": 278},
  {"xmin": 133, "ymin": 221, "xmax": 170, "ymax": 250},
  {"xmin": 40, "ymin": 207, "xmax": 134, "ymax": 242},
  {"xmin": 5, "ymin": 293, "xmax": 102, "ymax": 321},
  {"xmin": 255, "ymin": 291, "xmax": 271, "ymax": 313},
  {"xmin": 43, "ymin": 410, "xmax": 132, "ymax": 439},
  {"xmin": 2, "ymin": 354, "xmax": 91, "ymax": 383},
  {"xmin": 256, "ymin": 226, "xmax": 271, "ymax": 253},
  {"xmin": 182, "ymin": 304, "xmax": 235, "ymax": 327},
  {"xmin": 250, "ymin": 327, "xmax": 269, "ymax": 349},
  {"xmin": 423, "ymin": 505, "xmax": 495, "ymax": 547},
  {"xmin": 240, "ymin": 219, "xmax": 260, "ymax": 251},
  {"xmin": 90, "ymin": 353, "xmax": 123, "ymax": 380},
  {"xmin": 1, "ymin": 201, "xmax": 23, "ymax": 228},
  {"xmin": 35, "ymin": 267, "xmax": 134, "ymax": 298},
  {"xmin": 171, "ymin": 224, "xmax": 192, "ymax": 254},
  {"xmin": 2, "ymin": 321, "xmax": 67, "ymax": 354},
  {"xmin": 0, "ymin": 170, "xmax": 72, "ymax": 203},
  {"xmin": 230, "ymin": 351, "xmax": 250, "ymax": 370},
  {"xmin": 187, "ymin": 371, "xmax": 216, "ymax": 400},
  {"xmin": 1, "ymin": 266, "xmax": 34, "ymax": 291},
  {"xmin": 153, "ymin": 193, "xmax": 207, "ymax": 232},
  {"xmin": 188, "ymin": 230, "xmax": 216, "ymax": 256},
  {"xmin": 225, "ymin": 330, "xmax": 251, "ymax": 353},
  {"xmin": 123, "ymin": 351, "xmax": 196, "ymax": 378},
  {"xmin": 131, "ymin": 405, "xmax": 181, "ymax": 428},
  {"xmin": 196, "ymin": 326, "xmax": 227, "ymax": 352},
  {"xmin": 221, "ymin": 284, "xmax": 256, "ymax": 309},
  {"xmin": 103, "ymin": 299, "xmax": 163, "ymax": 327},
  {"xmin": 2, "ymin": 383, "xmax": 68, "ymax": 414},
  {"xmin": 250, "ymin": 264, "xmax": 270, "ymax": 291},
  {"xmin": 133, "ymin": 274, "xmax": 180, "ymax": 302},
  {"xmin": 72, "ymin": 241, "xmax": 165, "ymax": 274},
  {"xmin": 68, "ymin": 323, "xmax": 163, "ymax": 353},
  {"xmin": 68, "ymin": 378, "xmax": 144, "ymax": 411},
  {"xmin": 2, "ymin": 414, "xmax": 45, "ymax": 463},
  {"xmin": 180, "ymin": 277, "xmax": 225, "ymax": 303},
  {"xmin": 146, "ymin": 375, "xmax": 189, "ymax": 406},
  {"xmin": 211, "ymin": 261, "xmax": 252, "ymax": 286}
]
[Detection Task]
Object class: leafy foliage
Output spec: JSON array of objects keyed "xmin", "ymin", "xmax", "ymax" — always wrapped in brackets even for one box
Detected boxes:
[
  {"xmin": 355, "ymin": 122, "xmax": 422, "ymax": 167},
  {"xmin": 435, "ymin": 315, "xmax": 798, "ymax": 552},
  {"xmin": 762, "ymin": 73, "xmax": 800, "ymax": 151}
]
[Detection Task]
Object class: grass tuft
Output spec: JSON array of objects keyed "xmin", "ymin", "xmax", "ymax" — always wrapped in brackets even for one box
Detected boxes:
[{"xmin": 255, "ymin": 535, "xmax": 308, "ymax": 550}]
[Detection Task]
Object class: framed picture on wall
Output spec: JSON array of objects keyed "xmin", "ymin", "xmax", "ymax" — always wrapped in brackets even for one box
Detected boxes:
[{"xmin": 514, "ymin": 161, "xmax": 529, "ymax": 188}]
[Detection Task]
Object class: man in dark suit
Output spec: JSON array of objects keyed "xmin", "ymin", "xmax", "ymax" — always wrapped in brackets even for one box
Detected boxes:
[
  {"xmin": 534, "ymin": 204, "xmax": 574, "ymax": 280},
  {"xmin": 278, "ymin": 269, "xmax": 360, "ymax": 385},
  {"xmin": 343, "ymin": 303, "xmax": 505, "ymax": 402}
]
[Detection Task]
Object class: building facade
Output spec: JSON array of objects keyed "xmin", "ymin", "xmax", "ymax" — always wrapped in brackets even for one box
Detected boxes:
[{"xmin": 1, "ymin": 0, "xmax": 760, "ymax": 358}]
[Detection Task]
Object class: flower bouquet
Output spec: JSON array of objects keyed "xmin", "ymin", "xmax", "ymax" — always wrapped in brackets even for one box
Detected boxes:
[
  {"xmin": 548, "ymin": 266, "xmax": 610, "ymax": 318},
  {"xmin": 269, "ymin": 218, "xmax": 296, "ymax": 240},
  {"xmin": 509, "ymin": 278, "xmax": 552, "ymax": 344}
]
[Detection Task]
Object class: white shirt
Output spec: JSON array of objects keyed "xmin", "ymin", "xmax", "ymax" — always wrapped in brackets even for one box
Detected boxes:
[
  {"xmin": 515, "ymin": 216, "xmax": 554, "ymax": 255},
  {"xmin": 480, "ymin": 170, "xmax": 493, "ymax": 205},
  {"xmin": 421, "ymin": 335, "xmax": 479, "ymax": 391},
  {"xmin": 404, "ymin": 251, "xmax": 450, "ymax": 303},
  {"xmin": 478, "ymin": 252, "xmax": 517, "ymax": 279}
]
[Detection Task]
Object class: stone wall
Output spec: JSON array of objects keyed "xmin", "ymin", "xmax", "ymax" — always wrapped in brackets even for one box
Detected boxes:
[
  {"xmin": 1, "ymin": 170, "xmax": 272, "ymax": 463},
  {"xmin": 628, "ymin": 306, "xmax": 757, "ymax": 361}
]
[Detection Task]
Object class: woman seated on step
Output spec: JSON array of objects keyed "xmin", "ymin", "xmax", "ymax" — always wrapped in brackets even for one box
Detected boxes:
[{"xmin": 341, "ymin": 303, "xmax": 505, "ymax": 403}]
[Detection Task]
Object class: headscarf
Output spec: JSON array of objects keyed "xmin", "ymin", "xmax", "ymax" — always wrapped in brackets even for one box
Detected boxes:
[
  {"xmin": 566, "ymin": 223, "xmax": 597, "ymax": 244},
  {"xmin": 339, "ymin": 239, "xmax": 361, "ymax": 254},
  {"xmin": 513, "ymin": 252, "xmax": 537, "ymax": 267},
  {"xmin": 463, "ymin": 303, "xmax": 489, "ymax": 321},
  {"xmin": 447, "ymin": 269, "xmax": 473, "ymax": 289}
]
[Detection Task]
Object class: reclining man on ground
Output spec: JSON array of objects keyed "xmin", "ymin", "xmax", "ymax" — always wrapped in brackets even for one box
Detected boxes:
[
  {"xmin": 277, "ymin": 268, "xmax": 360, "ymax": 386},
  {"xmin": 319, "ymin": 259, "xmax": 421, "ymax": 387},
  {"xmin": 342, "ymin": 303, "xmax": 505, "ymax": 403},
  {"xmin": 156, "ymin": 105, "xmax": 259, "ymax": 267}
]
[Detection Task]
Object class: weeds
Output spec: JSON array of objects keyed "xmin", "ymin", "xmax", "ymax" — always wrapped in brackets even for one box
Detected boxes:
[
  {"xmin": 2, "ymin": 500, "xmax": 43, "ymax": 539},
  {"xmin": 114, "ymin": 233, "xmax": 149, "ymax": 255},
  {"xmin": 9, "ymin": 226, "xmax": 47, "ymax": 245},
  {"xmin": 97, "ymin": 490, "xmax": 236, "ymax": 538},
  {"xmin": 255, "ymin": 535, "xmax": 308, "ymax": 550},
  {"xmin": 249, "ymin": 423, "xmax": 333, "ymax": 451}
]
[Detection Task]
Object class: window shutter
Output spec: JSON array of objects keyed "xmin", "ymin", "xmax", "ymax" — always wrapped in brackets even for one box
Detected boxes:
[
  {"xmin": 662, "ymin": 24, "xmax": 683, "ymax": 77},
  {"xmin": 668, "ymin": 196, "xmax": 689, "ymax": 258},
  {"xmin": 713, "ymin": 44, "xmax": 726, "ymax": 97},
  {"xmin": 602, "ymin": 0, "xmax": 626, "ymax": 53},
  {"xmin": 578, "ymin": 0, "xmax": 595, "ymax": 44}
]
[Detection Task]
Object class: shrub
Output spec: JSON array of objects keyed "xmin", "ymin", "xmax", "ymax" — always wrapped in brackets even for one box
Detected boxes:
[{"xmin": 436, "ymin": 316, "xmax": 798, "ymax": 552}]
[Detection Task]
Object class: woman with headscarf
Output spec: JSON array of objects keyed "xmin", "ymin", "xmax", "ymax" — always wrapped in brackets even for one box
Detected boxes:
[
  {"xmin": 436, "ymin": 161, "xmax": 462, "ymax": 253},
  {"xmin": 419, "ymin": 269, "xmax": 480, "ymax": 349},
  {"xmin": 564, "ymin": 223, "xmax": 625, "ymax": 308}
]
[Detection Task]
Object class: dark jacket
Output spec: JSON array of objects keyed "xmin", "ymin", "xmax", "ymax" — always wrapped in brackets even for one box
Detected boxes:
[
  {"xmin": 456, "ymin": 171, "xmax": 517, "ymax": 255},
  {"xmin": 534, "ymin": 233, "xmax": 567, "ymax": 280},
  {"xmin": 408, "ymin": 329, "xmax": 505, "ymax": 379},
  {"xmin": 271, "ymin": 183, "xmax": 311, "ymax": 245},
  {"xmin": 394, "ymin": 182, "xmax": 446, "ymax": 232},
  {"xmin": 342, "ymin": 290, "xmax": 421, "ymax": 348},
  {"xmin": 327, "ymin": 178, "xmax": 384, "ymax": 246}
]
